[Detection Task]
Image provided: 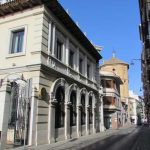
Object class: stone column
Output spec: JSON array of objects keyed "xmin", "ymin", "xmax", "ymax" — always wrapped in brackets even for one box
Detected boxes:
[
  {"xmin": 100, "ymin": 96, "xmax": 105, "ymax": 132},
  {"xmin": 77, "ymin": 104, "xmax": 82, "ymax": 137},
  {"xmin": 28, "ymin": 87, "xmax": 38, "ymax": 146},
  {"xmin": 86, "ymin": 105, "xmax": 90, "ymax": 135},
  {"xmin": 65, "ymin": 102, "xmax": 71, "ymax": 140},
  {"xmin": 48, "ymin": 98, "xmax": 57, "ymax": 143},
  {"xmin": 0, "ymin": 80, "xmax": 11, "ymax": 150},
  {"xmin": 93, "ymin": 106, "xmax": 96, "ymax": 133}
]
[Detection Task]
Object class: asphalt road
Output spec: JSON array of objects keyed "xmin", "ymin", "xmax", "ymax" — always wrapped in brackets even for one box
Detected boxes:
[{"xmin": 80, "ymin": 126, "xmax": 143, "ymax": 150}]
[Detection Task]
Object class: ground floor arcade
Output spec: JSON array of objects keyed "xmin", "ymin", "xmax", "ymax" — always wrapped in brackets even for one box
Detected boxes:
[{"xmin": 0, "ymin": 69, "xmax": 104, "ymax": 149}]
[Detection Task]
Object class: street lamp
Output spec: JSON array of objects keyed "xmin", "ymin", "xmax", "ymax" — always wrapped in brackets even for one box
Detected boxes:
[
  {"xmin": 130, "ymin": 59, "xmax": 142, "ymax": 65},
  {"xmin": 130, "ymin": 58, "xmax": 144, "ymax": 94}
]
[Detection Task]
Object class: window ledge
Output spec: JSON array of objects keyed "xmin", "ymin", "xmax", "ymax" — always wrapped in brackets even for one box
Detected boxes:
[
  {"xmin": 6, "ymin": 52, "xmax": 26, "ymax": 58},
  {"xmin": 68, "ymin": 65, "xmax": 75, "ymax": 71}
]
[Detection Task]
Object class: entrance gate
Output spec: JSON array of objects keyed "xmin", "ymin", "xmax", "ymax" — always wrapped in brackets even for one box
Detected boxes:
[{"xmin": 7, "ymin": 78, "xmax": 32, "ymax": 147}]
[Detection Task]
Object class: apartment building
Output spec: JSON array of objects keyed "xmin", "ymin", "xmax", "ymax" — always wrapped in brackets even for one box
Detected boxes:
[
  {"xmin": 100, "ymin": 55, "xmax": 129, "ymax": 126},
  {"xmin": 100, "ymin": 70, "xmax": 122, "ymax": 129}
]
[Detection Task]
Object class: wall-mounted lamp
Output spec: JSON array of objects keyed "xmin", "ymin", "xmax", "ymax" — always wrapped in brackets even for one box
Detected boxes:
[
  {"xmin": 130, "ymin": 59, "xmax": 142, "ymax": 65},
  {"xmin": 140, "ymin": 87, "xmax": 142, "ymax": 92}
]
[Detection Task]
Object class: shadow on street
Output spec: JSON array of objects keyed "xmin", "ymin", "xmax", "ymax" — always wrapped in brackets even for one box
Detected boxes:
[{"xmin": 80, "ymin": 126, "xmax": 144, "ymax": 150}]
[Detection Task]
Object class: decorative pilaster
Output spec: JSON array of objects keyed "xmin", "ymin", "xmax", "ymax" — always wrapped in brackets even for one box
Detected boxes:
[
  {"xmin": 76, "ymin": 48, "xmax": 79, "ymax": 72},
  {"xmin": 48, "ymin": 21, "xmax": 52, "ymax": 55},
  {"xmin": 65, "ymin": 38, "xmax": 69, "ymax": 66},
  {"xmin": 84, "ymin": 55, "xmax": 87, "ymax": 78},
  {"xmin": 52, "ymin": 23, "xmax": 56, "ymax": 56},
  {"xmin": 28, "ymin": 87, "xmax": 38, "ymax": 146},
  {"xmin": 91, "ymin": 62, "xmax": 94, "ymax": 81},
  {"xmin": 48, "ymin": 97, "xmax": 58, "ymax": 143},
  {"xmin": 64, "ymin": 101, "xmax": 71, "ymax": 140},
  {"xmin": 0, "ymin": 80, "xmax": 11, "ymax": 150}
]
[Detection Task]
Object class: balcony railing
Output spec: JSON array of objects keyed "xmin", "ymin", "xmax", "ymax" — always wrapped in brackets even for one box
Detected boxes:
[
  {"xmin": 103, "ymin": 104, "xmax": 121, "ymax": 111},
  {"xmin": 103, "ymin": 88, "xmax": 119, "ymax": 96},
  {"xmin": 47, "ymin": 54, "xmax": 97, "ymax": 90}
]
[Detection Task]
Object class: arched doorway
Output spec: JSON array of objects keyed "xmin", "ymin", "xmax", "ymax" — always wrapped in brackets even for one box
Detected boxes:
[
  {"xmin": 81, "ymin": 94, "xmax": 86, "ymax": 136},
  {"xmin": 70, "ymin": 91, "xmax": 77, "ymax": 138},
  {"xmin": 55, "ymin": 86, "xmax": 65, "ymax": 141}
]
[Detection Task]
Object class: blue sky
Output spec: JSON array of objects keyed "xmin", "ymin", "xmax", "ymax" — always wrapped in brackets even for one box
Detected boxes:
[{"xmin": 59, "ymin": 0, "xmax": 142, "ymax": 95}]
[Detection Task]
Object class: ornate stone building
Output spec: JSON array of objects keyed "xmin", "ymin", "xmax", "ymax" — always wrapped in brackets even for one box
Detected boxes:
[
  {"xmin": 0, "ymin": 0, "xmax": 102, "ymax": 149},
  {"xmin": 100, "ymin": 70, "xmax": 122, "ymax": 129},
  {"xmin": 100, "ymin": 55, "xmax": 130, "ymax": 126}
]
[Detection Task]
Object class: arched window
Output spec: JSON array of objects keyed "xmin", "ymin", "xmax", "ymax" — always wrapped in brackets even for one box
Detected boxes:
[
  {"xmin": 70, "ymin": 91, "xmax": 76, "ymax": 126},
  {"xmin": 89, "ymin": 96, "xmax": 93, "ymax": 124},
  {"xmin": 55, "ymin": 86, "xmax": 65, "ymax": 128},
  {"xmin": 81, "ymin": 94, "xmax": 86, "ymax": 125}
]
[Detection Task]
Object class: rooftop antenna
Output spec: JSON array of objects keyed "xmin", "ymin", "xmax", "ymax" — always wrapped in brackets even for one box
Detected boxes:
[{"xmin": 112, "ymin": 49, "xmax": 116, "ymax": 58}]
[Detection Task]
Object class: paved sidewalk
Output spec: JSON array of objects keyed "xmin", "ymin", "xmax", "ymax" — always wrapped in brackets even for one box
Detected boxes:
[{"xmin": 12, "ymin": 125, "xmax": 135, "ymax": 150}]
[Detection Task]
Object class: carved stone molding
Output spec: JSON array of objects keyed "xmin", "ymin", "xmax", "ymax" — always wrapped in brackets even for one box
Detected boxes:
[
  {"xmin": 77, "ymin": 104, "xmax": 82, "ymax": 110},
  {"xmin": 93, "ymin": 106, "xmax": 96, "ymax": 110},
  {"xmin": 65, "ymin": 101, "xmax": 72, "ymax": 108},
  {"xmin": 86, "ymin": 105, "xmax": 90, "ymax": 110},
  {"xmin": 50, "ymin": 99, "xmax": 58, "ymax": 106}
]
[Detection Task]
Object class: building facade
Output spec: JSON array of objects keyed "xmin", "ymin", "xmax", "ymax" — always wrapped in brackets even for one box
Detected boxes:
[
  {"xmin": 100, "ymin": 55, "xmax": 130, "ymax": 126},
  {"xmin": 128, "ymin": 91, "xmax": 145, "ymax": 125},
  {"xmin": 0, "ymin": 0, "xmax": 102, "ymax": 149},
  {"xmin": 139, "ymin": 0, "xmax": 150, "ymax": 125},
  {"xmin": 128, "ymin": 90, "xmax": 140, "ymax": 124},
  {"xmin": 100, "ymin": 71, "xmax": 122, "ymax": 129}
]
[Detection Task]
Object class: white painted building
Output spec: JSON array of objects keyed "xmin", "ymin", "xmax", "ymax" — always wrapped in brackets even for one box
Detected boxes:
[
  {"xmin": 0, "ymin": 0, "xmax": 103, "ymax": 149},
  {"xmin": 128, "ymin": 90, "xmax": 139, "ymax": 124}
]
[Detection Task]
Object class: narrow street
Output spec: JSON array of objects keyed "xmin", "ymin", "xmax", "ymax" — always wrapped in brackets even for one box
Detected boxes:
[
  {"xmin": 0, "ymin": 1, "xmax": 149, "ymax": 150},
  {"xmin": 11, "ymin": 125, "xmax": 150, "ymax": 150},
  {"xmin": 80, "ymin": 126, "xmax": 150, "ymax": 150}
]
